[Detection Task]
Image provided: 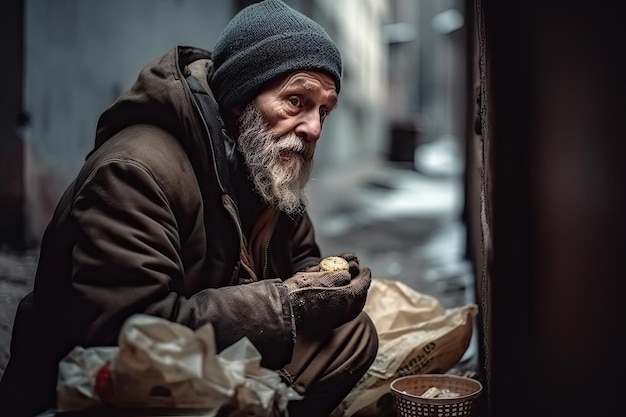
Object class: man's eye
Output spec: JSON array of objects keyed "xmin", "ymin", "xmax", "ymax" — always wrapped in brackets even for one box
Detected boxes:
[
  {"xmin": 320, "ymin": 109, "xmax": 329, "ymax": 121},
  {"xmin": 289, "ymin": 97, "xmax": 301, "ymax": 106}
]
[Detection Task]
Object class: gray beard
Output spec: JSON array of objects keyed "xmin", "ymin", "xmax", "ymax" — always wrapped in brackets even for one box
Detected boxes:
[{"xmin": 236, "ymin": 103, "xmax": 315, "ymax": 215}]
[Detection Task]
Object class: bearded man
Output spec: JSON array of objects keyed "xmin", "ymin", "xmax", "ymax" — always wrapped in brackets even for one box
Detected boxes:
[{"xmin": 0, "ymin": 1, "xmax": 377, "ymax": 417}]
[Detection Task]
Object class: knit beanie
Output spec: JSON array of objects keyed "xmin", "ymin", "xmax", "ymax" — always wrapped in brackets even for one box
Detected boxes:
[{"xmin": 211, "ymin": 0, "xmax": 342, "ymax": 111}]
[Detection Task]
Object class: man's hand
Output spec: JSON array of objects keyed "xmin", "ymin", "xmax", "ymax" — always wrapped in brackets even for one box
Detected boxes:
[{"xmin": 283, "ymin": 253, "xmax": 372, "ymax": 333}]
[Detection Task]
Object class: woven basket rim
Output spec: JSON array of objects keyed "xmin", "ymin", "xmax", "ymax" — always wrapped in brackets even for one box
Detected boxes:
[{"xmin": 390, "ymin": 374, "xmax": 483, "ymax": 404}]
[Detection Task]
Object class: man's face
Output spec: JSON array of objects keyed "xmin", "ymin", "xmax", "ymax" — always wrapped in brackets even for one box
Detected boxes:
[{"xmin": 236, "ymin": 71, "xmax": 338, "ymax": 215}]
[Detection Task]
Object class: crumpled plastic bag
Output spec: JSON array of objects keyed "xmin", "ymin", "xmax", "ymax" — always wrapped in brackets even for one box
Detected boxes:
[{"xmin": 56, "ymin": 314, "xmax": 302, "ymax": 416}]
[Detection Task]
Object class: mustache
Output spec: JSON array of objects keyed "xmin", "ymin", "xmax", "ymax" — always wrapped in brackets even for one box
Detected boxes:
[{"xmin": 274, "ymin": 134, "xmax": 315, "ymax": 161}]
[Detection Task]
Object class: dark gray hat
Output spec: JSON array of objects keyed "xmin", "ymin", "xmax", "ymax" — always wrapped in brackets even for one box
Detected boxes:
[{"xmin": 211, "ymin": 0, "xmax": 342, "ymax": 111}]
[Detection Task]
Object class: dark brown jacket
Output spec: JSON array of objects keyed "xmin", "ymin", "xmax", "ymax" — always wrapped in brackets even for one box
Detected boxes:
[{"xmin": 0, "ymin": 46, "xmax": 322, "ymax": 416}]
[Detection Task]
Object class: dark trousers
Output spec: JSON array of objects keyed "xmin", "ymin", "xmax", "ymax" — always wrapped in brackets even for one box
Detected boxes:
[{"xmin": 281, "ymin": 312, "xmax": 378, "ymax": 417}]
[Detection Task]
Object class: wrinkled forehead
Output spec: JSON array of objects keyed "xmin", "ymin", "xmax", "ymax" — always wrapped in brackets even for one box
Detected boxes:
[{"xmin": 274, "ymin": 71, "xmax": 339, "ymax": 106}]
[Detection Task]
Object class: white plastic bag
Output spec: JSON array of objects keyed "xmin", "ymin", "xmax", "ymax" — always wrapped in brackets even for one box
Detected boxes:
[{"xmin": 57, "ymin": 314, "xmax": 301, "ymax": 416}]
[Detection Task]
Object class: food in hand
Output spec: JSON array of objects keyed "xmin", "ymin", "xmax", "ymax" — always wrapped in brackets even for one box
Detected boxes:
[{"xmin": 319, "ymin": 256, "xmax": 350, "ymax": 272}]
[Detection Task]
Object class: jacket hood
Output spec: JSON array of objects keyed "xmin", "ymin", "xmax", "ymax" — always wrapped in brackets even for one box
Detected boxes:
[{"xmin": 93, "ymin": 46, "xmax": 213, "ymax": 154}]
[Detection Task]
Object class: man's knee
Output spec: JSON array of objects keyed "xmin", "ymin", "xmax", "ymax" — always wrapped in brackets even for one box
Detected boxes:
[
  {"xmin": 285, "ymin": 312, "xmax": 378, "ymax": 417},
  {"xmin": 349, "ymin": 311, "xmax": 378, "ymax": 373}
]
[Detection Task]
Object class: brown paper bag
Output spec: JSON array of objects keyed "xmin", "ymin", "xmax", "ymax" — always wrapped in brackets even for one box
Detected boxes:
[{"xmin": 335, "ymin": 279, "xmax": 478, "ymax": 417}]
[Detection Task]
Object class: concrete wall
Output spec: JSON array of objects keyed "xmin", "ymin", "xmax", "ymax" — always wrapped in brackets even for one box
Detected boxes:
[{"xmin": 22, "ymin": 0, "xmax": 234, "ymax": 246}]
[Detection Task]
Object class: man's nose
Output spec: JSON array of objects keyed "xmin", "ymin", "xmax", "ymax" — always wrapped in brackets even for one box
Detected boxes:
[{"xmin": 294, "ymin": 112, "xmax": 322, "ymax": 143}]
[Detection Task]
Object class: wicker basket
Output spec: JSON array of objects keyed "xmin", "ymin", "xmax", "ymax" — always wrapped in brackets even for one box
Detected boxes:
[{"xmin": 390, "ymin": 374, "xmax": 483, "ymax": 417}]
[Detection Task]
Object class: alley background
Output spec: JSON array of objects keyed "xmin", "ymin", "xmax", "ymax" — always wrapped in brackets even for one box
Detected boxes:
[{"xmin": 0, "ymin": 0, "xmax": 476, "ymax": 380}]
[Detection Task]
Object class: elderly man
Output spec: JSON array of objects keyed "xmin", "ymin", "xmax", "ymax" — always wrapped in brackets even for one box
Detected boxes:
[{"xmin": 0, "ymin": 1, "xmax": 377, "ymax": 416}]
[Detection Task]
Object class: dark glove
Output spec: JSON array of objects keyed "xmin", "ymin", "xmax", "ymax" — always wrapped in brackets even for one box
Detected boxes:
[{"xmin": 283, "ymin": 252, "xmax": 372, "ymax": 333}]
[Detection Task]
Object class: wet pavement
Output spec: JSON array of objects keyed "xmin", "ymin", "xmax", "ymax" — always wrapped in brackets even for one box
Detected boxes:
[
  {"xmin": 0, "ymin": 150, "xmax": 480, "ymax": 381},
  {"xmin": 308, "ymin": 156, "xmax": 474, "ymax": 308}
]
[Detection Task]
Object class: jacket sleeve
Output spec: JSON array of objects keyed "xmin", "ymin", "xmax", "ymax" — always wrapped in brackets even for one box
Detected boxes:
[{"xmin": 70, "ymin": 158, "xmax": 294, "ymax": 370}]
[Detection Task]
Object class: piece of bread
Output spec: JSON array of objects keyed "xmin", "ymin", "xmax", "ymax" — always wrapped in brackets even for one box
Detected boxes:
[{"xmin": 319, "ymin": 256, "xmax": 350, "ymax": 272}]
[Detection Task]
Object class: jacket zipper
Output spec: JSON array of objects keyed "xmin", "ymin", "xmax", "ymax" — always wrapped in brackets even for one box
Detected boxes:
[
  {"xmin": 261, "ymin": 210, "xmax": 280, "ymax": 279},
  {"xmin": 262, "ymin": 238, "xmax": 270, "ymax": 279},
  {"xmin": 184, "ymin": 80, "xmax": 245, "ymax": 281},
  {"xmin": 221, "ymin": 194, "xmax": 244, "ymax": 240},
  {"xmin": 187, "ymin": 85, "xmax": 227, "ymax": 194}
]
